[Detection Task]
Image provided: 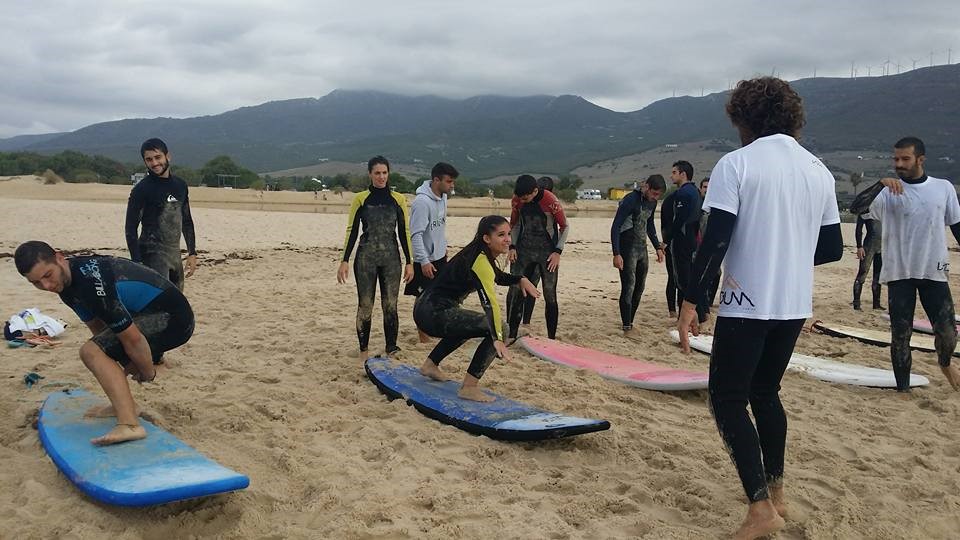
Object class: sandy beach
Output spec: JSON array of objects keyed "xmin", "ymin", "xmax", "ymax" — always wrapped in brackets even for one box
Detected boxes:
[{"xmin": 2, "ymin": 176, "xmax": 959, "ymax": 539}]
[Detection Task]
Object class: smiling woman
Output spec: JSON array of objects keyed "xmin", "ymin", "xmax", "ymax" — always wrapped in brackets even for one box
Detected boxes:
[{"xmin": 412, "ymin": 215, "xmax": 539, "ymax": 402}]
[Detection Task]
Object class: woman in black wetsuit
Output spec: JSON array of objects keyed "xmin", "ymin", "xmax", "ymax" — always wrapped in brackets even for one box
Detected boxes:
[
  {"xmin": 337, "ymin": 156, "xmax": 414, "ymax": 362},
  {"xmin": 414, "ymin": 215, "xmax": 539, "ymax": 402}
]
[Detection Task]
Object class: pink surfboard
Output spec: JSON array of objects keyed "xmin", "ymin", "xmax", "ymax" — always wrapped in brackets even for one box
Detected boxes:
[
  {"xmin": 879, "ymin": 313, "xmax": 960, "ymax": 335},
  {"xmin": 518, "ymin": 336, "xmax": 708, "ymax": 391}
]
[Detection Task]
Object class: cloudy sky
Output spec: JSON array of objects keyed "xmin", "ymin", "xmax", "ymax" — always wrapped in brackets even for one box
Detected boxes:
[{"xmin": 2, "ymin": 1, "xmax": 958, "ymax": 138}]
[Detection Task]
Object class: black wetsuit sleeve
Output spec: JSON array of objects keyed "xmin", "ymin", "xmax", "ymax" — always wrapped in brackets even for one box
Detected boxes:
[
  {"xmin": 855, "ymin": 216, "xmax": 865, "ymax": 248},
  {"xmin": 125, "ymin": 187, "xmax": 145, "ymax": 262},
  {"xmin": 950, "ymin": 223, "xmax": 960, "ymax": 246},
  {"xmin": 182, "ymin": 186, "xmax": 197, "ymax": 256},
  {"xmin": 660, "ymin": 193, "xmax": 675, "ymax": 244},
  {"xmin": 683, "ymin": 209, "xmax": 735, "ymax": 305},
  {"xmin": 646, "ymin": 203, "xmax": 661, "ymax": 248},
  {"xmin": 863, "ymin": 219, "xmax": 876, "ymax": 247},
  {"xmin": 341, "ymin": 194, "xmax": 365, "ymax": 261},
  {"xmin": 670, "ymin": 187, "xmax": 695, "ymax": 243},
  {"xmin": 610, "ymin": 194, "xmax": 635, "ymax": 256},
  {"xmin": 493, "ymin": 265, "xmax": 523, "ymax": 287},
  {"xmin": 814, "ymin": 223, "xmax": 844, "ymax": 265},
  {"xmin": 849, "ymin": 181, "xmax": 885, "ymax": 215},
  {"xmin": 393, "ymin": 196, "xmax": 413, "ymax": 264}
]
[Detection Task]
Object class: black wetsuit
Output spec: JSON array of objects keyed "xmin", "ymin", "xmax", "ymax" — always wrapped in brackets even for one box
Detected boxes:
[
  {"xmin": 669, "ymin": 182, "xmax": 704, "ymax": 321},
  {"xmin": 611, "ymin": 189, "xmax": 661, "ymax": 330},
  {"xmin": 125, "ymin": 172, "xmax": 197, "ymax": 290},
  {"xmin": 59, "ymin": 256, "xmax": 194, "ymax": 366},
  {"xmin": 687, "ymin": 208, "xmax": 844, "ymax": 502},
  {"xmin": 414, "ymin": 249, "xmax": 521, "ymax": 378},
  {"xmin": 853, "ymin": 215, "xmax": 883, "ymax": 310},
  {"xmin": 342, "ymin": 185, "xmax": 413, "ymax": 353},
  {"xmin": 506, "ymin": 190, "xmax": 568, "ymax": 339},
  {"xmin": 697, "ymin": 207, "xmax": 721, "ymax": 311},
  {"xmin": 661, "ymin": 191, "xmax": 681, "ymax": 314}
]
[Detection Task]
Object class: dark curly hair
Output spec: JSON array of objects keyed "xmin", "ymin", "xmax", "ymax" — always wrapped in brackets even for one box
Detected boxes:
[{"xmin": 725, "ymin": 77, "xmax": 805, "ymax": 141}]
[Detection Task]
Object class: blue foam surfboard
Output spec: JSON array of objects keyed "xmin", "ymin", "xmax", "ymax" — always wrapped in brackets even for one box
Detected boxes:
[
  {"xmin": 38, "ymin": 389, "xmax": 249, "ymax": 506},
  {"xmin": 364, "ymin": 356, "xmax": 610, "ymax": 441}
]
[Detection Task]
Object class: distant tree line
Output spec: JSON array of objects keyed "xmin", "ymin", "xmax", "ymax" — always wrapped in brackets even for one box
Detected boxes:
[{"xmin": 0, "ymin": 149, "xmax": 583, "ymax": 200}]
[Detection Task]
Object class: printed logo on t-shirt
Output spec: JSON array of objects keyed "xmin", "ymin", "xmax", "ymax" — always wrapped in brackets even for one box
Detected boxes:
[
  {"xmin": 166, "ymin": 194, "xmax": 179, "ymax": 203},
  {"xmin": 719, "ymin": 275, "xmax": 755, "ymax": 309},
  {"xmin": 938, "ymin": 261, "xmax": 951, "ymax": 272}
]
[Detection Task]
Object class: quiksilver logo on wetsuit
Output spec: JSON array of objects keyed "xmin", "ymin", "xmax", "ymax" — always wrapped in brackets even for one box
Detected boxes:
[
  {"xmin": 78, "ymin": 260, "xmax": 107, "ymax": 297},
  {"xmin": 166, "ymin": 195, "xmax": 178, "ymax": 202},
  {"xmin": 719, "ymin": 276, "xmax": 755, "ymax": 308}
]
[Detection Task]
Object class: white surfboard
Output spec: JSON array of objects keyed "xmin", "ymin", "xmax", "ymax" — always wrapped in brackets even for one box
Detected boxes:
[
  {"xmin": 669, "ymin": 330, "xmax": 929, "ymax": 388},
  {"xmin": 814, "ymin": 322, "xmax": 960, "ymax": 357},
  {"xmin": 879, "ymin": 313, "xmax": 960, "ymax": 335}
]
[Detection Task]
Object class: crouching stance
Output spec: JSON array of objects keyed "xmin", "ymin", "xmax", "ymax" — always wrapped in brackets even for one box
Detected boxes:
[
  {"xmin": 15, "ymin": 241, "xmax": 195, "ymax": 446},
  {"xmin": 414, "ymin": 216, "xmax": 539, "ymax": 401}
]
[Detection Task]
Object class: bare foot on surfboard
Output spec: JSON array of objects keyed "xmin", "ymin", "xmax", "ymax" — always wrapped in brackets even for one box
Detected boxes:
[
  {"xmin": 420, "ymin": 362, "xmax": 454, "ymax": 381},
  {"xmin": 91, "ymin": 423, "xmax": 147, "ymax": 446},
  {"xmin": 458, "ymin": 386, "xmax": 495, "ymax": 402}
]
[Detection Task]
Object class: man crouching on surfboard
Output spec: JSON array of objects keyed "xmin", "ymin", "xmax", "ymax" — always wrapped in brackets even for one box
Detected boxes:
[{"xmin": 15, "ymin": 241, "xmax": 195, "ymax": 445}]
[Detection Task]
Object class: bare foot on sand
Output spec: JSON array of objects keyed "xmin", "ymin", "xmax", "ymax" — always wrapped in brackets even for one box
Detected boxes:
[
  {"xmin": 940, "ymin": 364, "xmax": 960, "ymax": 391},
  {"xmin": 84, "ymin": 404, "xmax": 142, "ymax": 418},
  {"xmin": 91, "ymin": 423, "xmax": 147, "ymax": 446},
  {"xmin": 358, "ymin": 350, "xmax": 369, "ymax": 363},
  {"xmin": 420, "ymin": 361, "xmax": 454, "ymax": 381},
  {"xmin": 668, "ymin": 311, "xmax": 678, "ymax": 319},
  {"xmin": 769, "ymin": 484, "xmax": 788, "ymax": 518},
  {"xmin": 734, "ymin": 501, "xmax": 785, "ymax": 540},
  {"xmin": 458, "ymin": 386, "xmax": 495, "ymax": 402}
]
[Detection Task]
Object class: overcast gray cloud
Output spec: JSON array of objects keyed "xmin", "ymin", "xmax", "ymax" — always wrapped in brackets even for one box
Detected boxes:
[{"xmin": 1, "ymin": 0, "xmax": 958, "ymax": 138}]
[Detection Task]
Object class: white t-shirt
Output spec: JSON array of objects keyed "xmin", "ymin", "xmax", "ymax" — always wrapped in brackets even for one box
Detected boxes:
[
  {"xmin": 704, "ymin": 134, "xmax": 840, "ymax": 319},
  {"xmin": 869, "ymin": 175, "xmax": 960, "ymax": 283}
]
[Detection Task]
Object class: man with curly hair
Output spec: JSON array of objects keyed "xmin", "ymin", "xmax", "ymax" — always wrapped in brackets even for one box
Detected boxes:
[{"xmin": 677, "ymin": 77, "xmax": 843, "ymax": 540}]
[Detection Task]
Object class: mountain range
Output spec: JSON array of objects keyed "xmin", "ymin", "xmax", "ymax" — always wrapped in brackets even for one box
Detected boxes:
[{"xmin": 3, "ymin": 64, "xmax": 958, "ymax": 180}]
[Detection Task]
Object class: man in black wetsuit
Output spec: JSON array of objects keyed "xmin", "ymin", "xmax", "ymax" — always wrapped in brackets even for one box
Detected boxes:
[
  {"xmin": 852, "ymin": 212, "xmax": 883, "ymax": 310},
  {"xmin": 667, "ymin": 160, "xmax": 705, "ymax": 322},
  {"xmin": 610, "ymin": 175, "xmax": 666, "ymax": 332},
  {"xmin": 125, "ymin": 138, "xmax": 198, "ymax": 290},
  {"xmin": 506, "ymin": 175, "xmax": 569, "ymax": 341},
  {"xmin": 661, "ymin": 189, "xmax": 680, "ymax": 318},
  {"xmin": 15, "ymin": 241, "xmax": 195, "ymax": 446}
]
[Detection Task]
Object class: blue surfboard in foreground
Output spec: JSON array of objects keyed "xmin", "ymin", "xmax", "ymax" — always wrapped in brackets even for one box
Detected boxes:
[
  {"xmin": 365, "ymin": 356, "xmax": 610, "ymax": 441},
  {"xmin": 38, "ymin": 389, "xmax": 249, "ymax": 506}
]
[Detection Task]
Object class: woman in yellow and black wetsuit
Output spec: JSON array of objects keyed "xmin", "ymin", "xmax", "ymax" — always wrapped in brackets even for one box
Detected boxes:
[
  {"xmin": 414, "ymin": 215, "xmax": 539, "ymax": 402},
  {"xmin": 337, "ymin": 156, "xmax": 413, "ymax": 360}
]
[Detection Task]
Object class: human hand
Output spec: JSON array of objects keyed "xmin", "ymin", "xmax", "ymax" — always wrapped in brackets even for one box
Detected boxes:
[
  {"xmin": 655, "ymin": 247, "xmax": 665, "ymax": 263},
  {"xmin": 403, "ymin": 264, "xmax": 414, "ymax": 284},
  {"xmin": 547, "ymin": 252, "xmax": 561, "ymax": 272},
  {"xmin": 494, "ymin": 340, "xmax": 511, "ymax": 361},
  {"xmin": 856, "ymin": 247, "xmax": 865, "ymax": 260},
  {"xmin": 337, "ymin": 261, "xmax": 350, "ymax": 283},
  {"xmin": 422, "ymin": 262, "xmax": 436, "ymax": 279},
  {"xmin": 613, "ymin": 255, "xmax": 624, "ymax": 270},
  {"xmin": 677, "ymin": 300, "xmax": 700, "ymax": 353},
  {"xmin": 880, "ymin": 177, "xmax": 904, "ymax": 195},
  {"xmin": 508, "ymin": 248, "xmax": 517, "ymax": 263},
  {"xmin": 520, "ymin": 277, "xmax": 541, "ymax": 298},
  {"xmin": 184, "ymin": 255, "xmax": 198, "ymax": 278}
]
